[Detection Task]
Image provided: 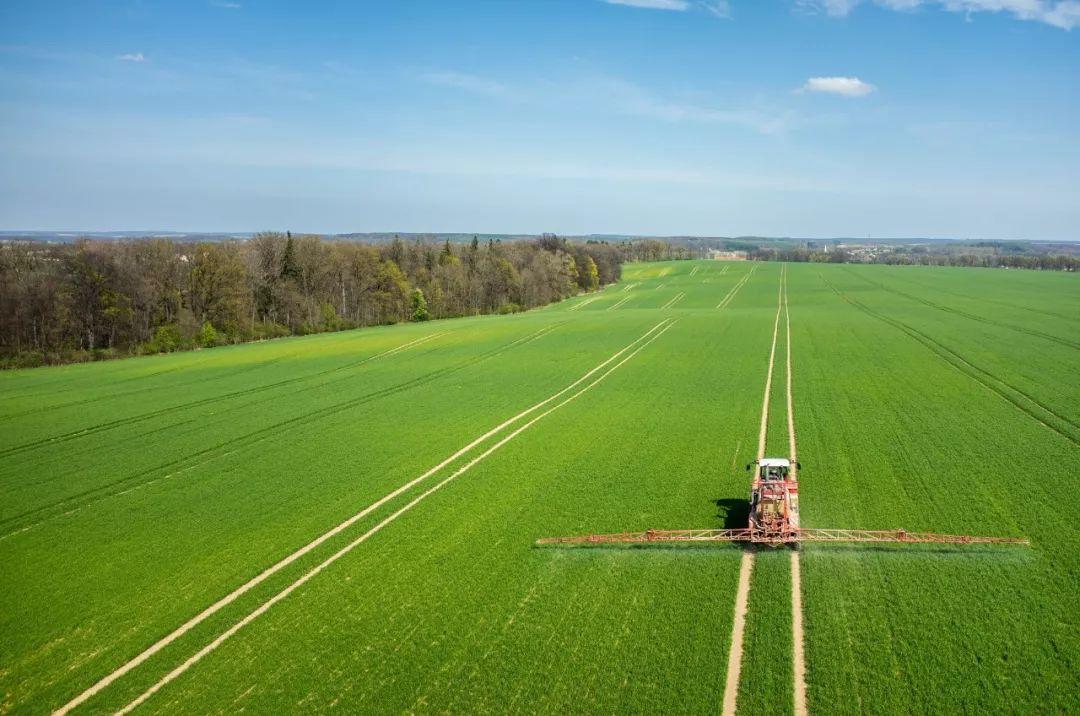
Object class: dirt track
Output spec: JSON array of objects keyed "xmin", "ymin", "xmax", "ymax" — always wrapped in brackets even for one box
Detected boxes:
[
  {"xmin": 661, "ymin": 291, "xmax": 686, "ymax": 309},
  {"xmin": 54, "ymin": 320, "xmax": 674, "ymax": 716},
  {"xmin": 112, "ymin": 320, "xmax": 679, "ymax": 716},
  {"xmin": 784, "ymin": 269, "xmax": 808, "ymax": 716},
  {"xmin": 716, "ymin": 266, "xmax": 757, "ymax": 310},
  {"xmin": 568, "ymin": 296, "xmax": 600, "ymax": 311},
  {"xmin": 721, "ymin": 267, "xmax": 784, "ymax": 716}
]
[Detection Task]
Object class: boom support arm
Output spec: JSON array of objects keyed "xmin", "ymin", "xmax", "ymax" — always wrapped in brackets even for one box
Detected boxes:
[{"xmin": 536, "ymin": 529, "xmax": 753, "ymax": 545}]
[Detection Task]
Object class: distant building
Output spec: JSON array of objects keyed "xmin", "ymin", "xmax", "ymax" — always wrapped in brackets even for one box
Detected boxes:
[{"xmin": 710, "ymin": 250, "xmax": 747, "ymax": 261}]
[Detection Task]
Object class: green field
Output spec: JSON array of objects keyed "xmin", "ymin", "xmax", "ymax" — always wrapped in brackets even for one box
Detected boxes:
[{"xmin": 2, "ymin": 261, "xmax": 1077, "ymax": 714}]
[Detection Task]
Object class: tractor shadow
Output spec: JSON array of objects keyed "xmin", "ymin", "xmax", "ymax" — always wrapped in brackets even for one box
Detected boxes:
[{"xmin": 714, "ymin": 498, "xmax": 750, "ymax": 529}]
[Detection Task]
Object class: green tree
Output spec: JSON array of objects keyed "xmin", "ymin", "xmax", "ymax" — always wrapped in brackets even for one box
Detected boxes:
[
  {"xmin": 373, "ymin": 259, "xmax": 411, "ymax": 323},
  {"xmin": 410, "ymin": 287, "xmax": 430, "ymax": 321},
  {"xmin": 583, "ymin": 255, "xmax": 600, "ymax": 291},
  {"xmin": 439, "ymin": 239, "xmax": 458, "ymax": 266},
  {"xmin": 148, "ymin": 323, "xmax": 181, "ymax": 353},
  {"xmin": 198, "ymin": 320, "xmax": 218, "ymax": 348},
  {"xmin": 280, "ymin": 232, "xmax": 301, "ymax": 281},
  {"xmin": 188, "ymin": 243, "xmax": 250, "ymax": 335}
]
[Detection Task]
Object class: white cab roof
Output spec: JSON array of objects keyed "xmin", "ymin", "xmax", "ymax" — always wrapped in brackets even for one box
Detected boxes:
[{"xmin": 759, "ymin": 458, "xmax": 791, "ymax": 467}]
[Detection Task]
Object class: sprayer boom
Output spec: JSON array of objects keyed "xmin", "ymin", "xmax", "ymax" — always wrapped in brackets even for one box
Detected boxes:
[{"xmin": 536, "ymin": 527, "xmax": 1028, "ymax": 547}]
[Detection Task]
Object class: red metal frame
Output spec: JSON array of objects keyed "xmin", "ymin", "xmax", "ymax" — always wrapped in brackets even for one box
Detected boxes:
[{"xmin": 536, "ymin": 527, "xmax": 1028, "ymax": 546}]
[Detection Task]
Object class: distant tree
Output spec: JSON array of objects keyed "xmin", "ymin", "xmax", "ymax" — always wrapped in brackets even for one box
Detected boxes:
[
  {"xmin": 198, "ymin": 320, "xmax": 218, "ymax": 348},
  {"xmin": 388, "ymin": 236, "xmax": 405, "ymax": 266},
  {"xmin": 562, "ymin": 253, "xmax": 579, "ymax": 289},
  {"xmin": 280, "ymin": 233, "xmax": 301, "ymax": 281},
  {"xmin": 65, "ymin": 242, "xmax": 112, "ymax": 350},
  {"xmin": 439, "ymin": 239, "xmax": 457, "ymax": 266},
  {"xmin": 582, "ymin": 255, "xmax": 600, "ymax": 291},
  {"xmin": 410, "ymin": 288, "xmax": 430, "ymax": 322},
  {"xmin": 374, "ymin": 259, "xmax": 410, "ymax": 323},
  {"xmin": 188, "ymin": 243, "xmax": 250, "ymax": 336},
  {"xmin": 148, "ymin": 323, "xmax": 181, "ymax": 353}
]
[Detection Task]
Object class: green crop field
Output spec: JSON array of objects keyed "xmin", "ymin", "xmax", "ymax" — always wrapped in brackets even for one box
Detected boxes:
[{"xmin": 1, "ymin": 260, "xmax": 1077, "ymax": 715}]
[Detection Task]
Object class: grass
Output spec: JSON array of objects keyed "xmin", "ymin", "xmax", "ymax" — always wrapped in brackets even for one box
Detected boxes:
[{"xmin": 1, "ymin": 259, "xmax": 1076, "ymax": 714}]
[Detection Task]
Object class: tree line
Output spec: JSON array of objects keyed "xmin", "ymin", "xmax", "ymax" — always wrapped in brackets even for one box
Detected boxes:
[
  {"xmin": 0, "ymin": 234, "xmax": 623, "ymax": 368},
  {"xmin": 747, "ymin": 246, "xmax": 1079, "ymax": 270}
]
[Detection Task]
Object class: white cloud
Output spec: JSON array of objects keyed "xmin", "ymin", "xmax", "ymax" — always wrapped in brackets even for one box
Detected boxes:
[
  {"xmin": 800, "ymin": 0, "xmax": 1080, "ymax": 29},
  {"xmin": 116, "ymin": 53, "xmax": 145, "ymax": 63},
  {"xmin": 602, "ymin": 0, "xmax": 691, "ymax": 9},
  {"xmin": 211, "ymin": 1, "xmax": 243, "ymax": 8},
  {"xmin": 801, "ymin": 76, "xmax": 876, "ymax": 96}
]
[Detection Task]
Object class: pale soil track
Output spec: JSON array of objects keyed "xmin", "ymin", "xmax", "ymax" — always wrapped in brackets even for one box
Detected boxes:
[
  {"xmin": 717, "ymin": 266, "xmax": 757, "ymax": 310},
  {"xmin": 784, "ymin": 269, "xmax": 808, "ymax": 716},
  {"xmin": 113, "ymin": 320, "xmax": 678, "ymax": 716},
  {"xmin": 568, "ymin": 296, "xmax": 601, "ymax": 311},
  {"xmin": 54, "ymin": 319, "xmax": 676, "ymax": 716},
  {"xmin": 661, "ymin": 292, "xmax": 686, "ymax": 309},
  {"xmin": 721, "ymin": 266, "xmax": 784, "ymax": 716}
]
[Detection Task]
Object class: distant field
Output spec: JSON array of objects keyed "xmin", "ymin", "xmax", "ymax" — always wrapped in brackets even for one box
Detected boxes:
[{"xmin": 1, "ymin": 261, "xmax": 1076, "ymax": 714}]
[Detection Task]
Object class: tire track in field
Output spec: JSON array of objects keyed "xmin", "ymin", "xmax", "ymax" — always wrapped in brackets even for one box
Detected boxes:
[
  {"xmin": 568, "ymin": 296, "xmax": 601, "ymax": 311},
  {"xmin": 54, "ymin": 319, "xmax": 675, "ymax": 716},
  {"xmin": 722, "ymin": 265, "xmax": 784, "ymax": 716},
  {"xmin": 885, "ymin": 271, "xmax": 1080, "ymax": 325},
  {"xmin": 822, "ymin": 277, "xmax": 1080, "ymax": 446},
  {"xmin": 607, "ymin": 296, "xmax": 632, "ymax": 311},
  {"xmin": 703, "ymin": 265, "xmax": 729, "ymax": 283},
  {"xmin": 661, "ymin": 291, "xmax": 686, "ymax": 309},
  {"xmin": 716, "ymin": 266, "xmax": 756, "ymax": 310},
  {"xmin": 0, "ymin": 332, "xmax": 447, "ymax": 459},
  {"xmin": 0, "ymin": 325, "xmax": 562, "ymax": 539},
  {"xmin": 784, "ymin": 269, "xmax": 808, "ymax": 716},
  {"xmin": 840, "ymin": 267, "xmax": 1080, "ymax": 351},
  {"xmin": 117, "ymin": 321, "xmax": 679, "ymax": 716}
]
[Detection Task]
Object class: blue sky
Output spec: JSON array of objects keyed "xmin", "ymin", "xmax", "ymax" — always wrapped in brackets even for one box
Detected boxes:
[{"xmin": 1, "ymin": 0, "xmax": 1077, "ymax": 239}]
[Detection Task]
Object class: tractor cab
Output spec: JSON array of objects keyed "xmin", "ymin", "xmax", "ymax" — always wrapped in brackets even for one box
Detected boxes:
[{"xmin": 757, "ymin": 458, "xmax": 791, "ymax": 481}]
